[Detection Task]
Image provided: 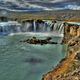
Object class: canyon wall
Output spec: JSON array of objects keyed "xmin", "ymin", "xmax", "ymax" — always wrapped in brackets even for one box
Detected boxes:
[
  {"xmin": 63, "ymin": 23, "xmax": 80, "ymax": 43},
  {"xmin": 42, "ymin": 22, "xmax": 80, "ymax": 80}
]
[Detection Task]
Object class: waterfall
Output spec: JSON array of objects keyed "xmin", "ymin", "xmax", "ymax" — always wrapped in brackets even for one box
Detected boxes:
[
  {"xmin": 22, "ymin": 20, "xmax": 64, "ymax": 33},
  {"xmin": 0, "ymin": 20, "xmax": 64, "ymax": 37},
  {"xmin": 59, "ymin": 23, "xmax": 64, "ymax": 33},
  {"xmin": 36, "ymin": 22, "xmax": 44, "ymax": 32},
  {"xmin": 45, "ymin": 20, "xmax": 53, "ymax": 32},
  {"xmin": 33, "ymin": 20, "xmax": 36, "ymax": 32},
  {"xmin": 53, "ymin": 23, "xmax": 58, "ymax": 31},
  {"xmin": 16, "ymin": 26, "xmax": 21, "ymax": 32},
  {"xmin": 0, "ymin": 21, "xmax": 22, "ymax": 35},
  {"xmin": 52, "ymin": 21, "xmax": 64, "ymax": 34},
  {"xmin": 23, "ymin": 22, "xmax": 33, "ymax": 32},
  {"xmin": 0, "ymin": 23, "xmax": 9, "ymax": 35}
]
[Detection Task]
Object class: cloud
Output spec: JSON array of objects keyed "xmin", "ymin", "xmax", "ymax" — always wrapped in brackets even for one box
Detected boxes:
[
  {"xmin": 0, "ymin": 0, "xmax": 80, "ymax": 12},
  {"xmin": 0, "ymin": 0, "xmax": 53, "ymax": 11},
  {"xmin": 27, "ymin": 4, "xmax": 53, "ymax": 10},
  {"xmin": 65, "ymin": 5, "xmax": 80, "ymax": 10},
  {"xmin": 50, "ymin": 0, "xmax": 64, "ymax": 3}
]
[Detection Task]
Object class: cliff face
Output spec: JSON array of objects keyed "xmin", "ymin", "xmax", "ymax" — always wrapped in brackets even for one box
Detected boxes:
[
  {"xmin": 77, "ymin": 27, "xmax": 80, "ymax": 36},
  {"xmin": 69, "ymin": 26, "xmax": 80, "ymax": 37},
  {"xmin": 42, "ymin": 22, "xmax": 80, "ymax": 80},
  {"xmin": 63, "ymin": 23, "xmax": 80, "ymax": 43}
]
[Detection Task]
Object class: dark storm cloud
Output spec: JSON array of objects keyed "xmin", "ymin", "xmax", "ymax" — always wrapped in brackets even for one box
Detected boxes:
[
  {"xmin": 27, "ymin": 0, "xmax": 80, "ymax": 7},
  {"xmin": 0, "ymin": 0, "xmax": 80, "ymax": 11}
]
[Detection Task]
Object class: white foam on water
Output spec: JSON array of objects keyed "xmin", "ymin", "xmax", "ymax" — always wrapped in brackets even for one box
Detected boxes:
[{"xmin": 8, "ymin": 32, "xmax": 64, "ymax": 37}]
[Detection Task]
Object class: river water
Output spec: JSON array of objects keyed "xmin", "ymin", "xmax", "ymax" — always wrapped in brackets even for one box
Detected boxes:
[{"xmin": 0, "ymin": 34, "xmax": 67, "ymax": 80}]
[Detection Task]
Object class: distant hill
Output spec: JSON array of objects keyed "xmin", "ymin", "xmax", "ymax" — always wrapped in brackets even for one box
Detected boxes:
[{"xmin": 0, "ymin": 9, "xmax": 80, "ymax": 22}]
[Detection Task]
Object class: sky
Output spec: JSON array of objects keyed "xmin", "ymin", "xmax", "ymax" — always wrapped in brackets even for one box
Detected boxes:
[{"xmin": 0, "ymin": 0, "xmax": 80, "ymax": 12}]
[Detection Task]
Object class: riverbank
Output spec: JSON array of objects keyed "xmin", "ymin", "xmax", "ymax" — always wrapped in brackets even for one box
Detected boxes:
[{"xmin": 42, "ymin": 36, "xmax": 80, "ymax": 80}]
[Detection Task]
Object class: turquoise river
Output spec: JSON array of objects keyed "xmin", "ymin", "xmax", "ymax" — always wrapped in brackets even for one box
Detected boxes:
[{"xmin": 0, "ymin": 34, "xmax": 67, "ymax": 80}]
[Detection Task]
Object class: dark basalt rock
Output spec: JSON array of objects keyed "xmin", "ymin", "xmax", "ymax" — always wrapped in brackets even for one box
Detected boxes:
[{"xmin": 20, "ymin": 37, "xmax": 58, "ymax": 45}]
